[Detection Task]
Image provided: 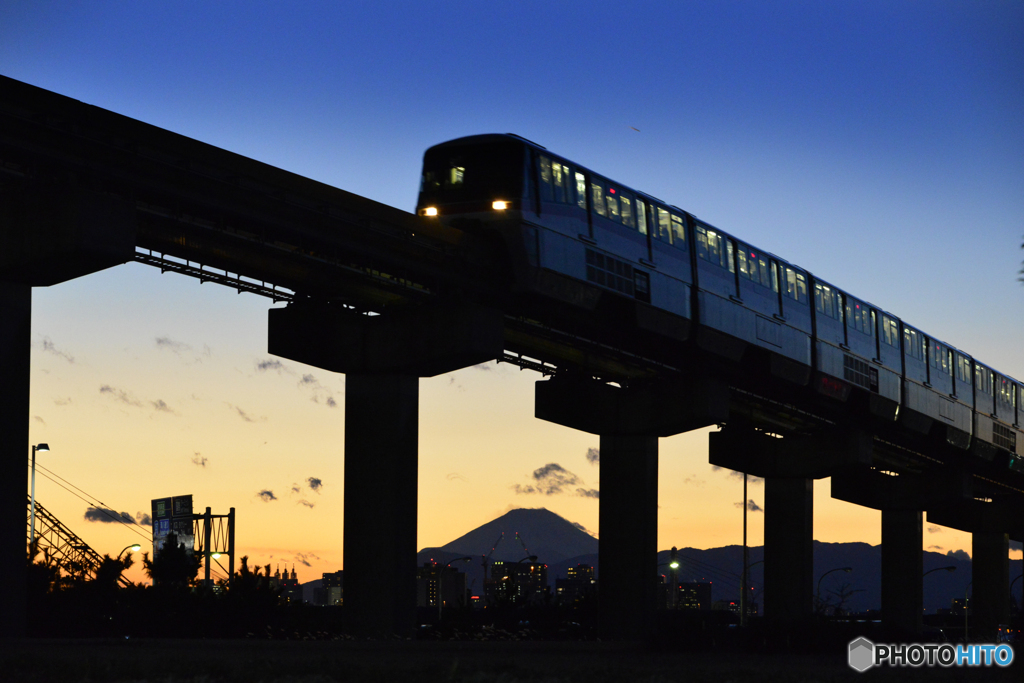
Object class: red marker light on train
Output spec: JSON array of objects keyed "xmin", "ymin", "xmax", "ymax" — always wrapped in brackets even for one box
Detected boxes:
[{"xmin": 609, "ymin": 188, "xmax": 616, "ymax": 194}]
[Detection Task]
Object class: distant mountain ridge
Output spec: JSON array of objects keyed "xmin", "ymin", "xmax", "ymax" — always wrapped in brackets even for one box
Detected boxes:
[
  {"xmin": 430, "ymin": 507, "xmax": 598, "ymax": 564},
  {"xmin": 305, "ymin": 508, "xmax": 1022, "ymax": 613}
]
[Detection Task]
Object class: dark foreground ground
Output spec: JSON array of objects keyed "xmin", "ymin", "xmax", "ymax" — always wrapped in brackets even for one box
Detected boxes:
[{"xmin": 1, "ymin": 639, "xmax": 1018, "ymax": 683}]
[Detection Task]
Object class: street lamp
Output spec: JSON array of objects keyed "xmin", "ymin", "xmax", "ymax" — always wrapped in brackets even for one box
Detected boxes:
[
  {"xmin": 210, "ymin": 552, "xmax": 232, "ymax": 583},
  {"xmin": 28, "ymin": 443, "xmax": 50, "ymax": 550},
  {"xmin": 922, "ymin": 566, "xmax": 956, "ymax": 578},
  {"xmin": 816, "ymin": 567, "xmax": 853, "ymax": 613},
  {"xmin": 118, "ymin": 543, "xmax": 142, "ymax": 562},
  {"xmin": 437, "ymin": 556, "xmax": 472, "ymax": 621}
]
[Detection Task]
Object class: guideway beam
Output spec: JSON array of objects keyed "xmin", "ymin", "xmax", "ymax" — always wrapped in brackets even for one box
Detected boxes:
[
  {"xmin": 928, "ymin": 500, "xmax": 1016, "ymax": 642},
  {"xmin": 832, "ymin": 467, "xmax": 972, "ymax": 640},
  {"xmin": 709, "ymin": 426, "xmax": 872, "ymax": 627},
  {"xmin": 535, "ymin": 375, "xmax": 728, "ymax": 640},
  {"xmin": 269, "ymin": 301, "xmax": 503, "ymax": 637}
]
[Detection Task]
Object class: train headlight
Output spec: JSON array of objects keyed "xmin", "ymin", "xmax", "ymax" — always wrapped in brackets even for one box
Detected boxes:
[
  {"xmin": 492, "ymin": 200, "xmax": 508, "ymax": 211},
  {"xmin": 421, "ymin": 207, "xmax": 438, "ymax": 217}
]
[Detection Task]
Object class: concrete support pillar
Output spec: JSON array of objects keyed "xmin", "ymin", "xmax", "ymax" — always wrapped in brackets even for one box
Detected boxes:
[
  {"xmin": 764, "ymin": 477, "xmax": 813, "ymax": 624},
  {"xmin": 972, "ymin": 530, "xmax": 1009, "ymax": 641},
  {"xmin": 0, "ymin": 282, "xmax": 30, "ymax": 638},
  {"xmin": 598, "ymin": 434, "xmax": 659, "ymax": 641},
  {"xmin": 343, "ymin": 373, "xmax": 419, "ymax": 637},
  {"xmin": 881, "ymin": 509, "xmax": 922, "ymax": 640}
]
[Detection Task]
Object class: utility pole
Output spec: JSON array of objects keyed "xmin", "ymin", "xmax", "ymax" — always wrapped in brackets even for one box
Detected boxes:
[{"xmin": 741, "ymin": 472, "xmax": 749, "ymax": 626}]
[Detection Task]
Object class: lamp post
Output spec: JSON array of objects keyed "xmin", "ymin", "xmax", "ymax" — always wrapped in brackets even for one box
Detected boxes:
[
  {"xmin": 964, "ymin": 581, "xmax": 972, "ymax": 642},
  {"xmin": 437, "ymin": 556, "xmax": 472, "ymax": 621},
  {"xmin": 28, "ymin": 443, "xmax": 50, "ymax": 550},
  {"xmin": 816, "ymin": 567, "xmax": 853, "ymax": 614}
]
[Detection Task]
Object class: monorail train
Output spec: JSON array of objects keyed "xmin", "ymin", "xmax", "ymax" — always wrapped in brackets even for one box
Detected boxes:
[{"xmin": 415, "ymin": 133, "xmax": 1023, "ymax": 471}]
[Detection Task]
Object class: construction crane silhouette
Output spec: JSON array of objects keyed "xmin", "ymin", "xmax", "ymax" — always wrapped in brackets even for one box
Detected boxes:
[
  {"xmin": 481, "ymin": 532, "xmax": 504, "ymax": 578},
  {"xmin": 515, "ymin": 532, "xmax": 531, "ymax": 558}
]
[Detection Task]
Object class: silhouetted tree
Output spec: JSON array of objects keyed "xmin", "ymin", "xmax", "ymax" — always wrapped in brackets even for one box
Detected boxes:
[{"xmin": 143, "ymin": 532, "xmax": 200, "ymax": 589}]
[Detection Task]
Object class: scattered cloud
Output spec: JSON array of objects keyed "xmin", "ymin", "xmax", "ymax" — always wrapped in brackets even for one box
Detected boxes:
[
  {"xmin": 733, "ymin": 499, "xmax": 763, "ymax": 512},
  {"xmin": 230, "ymin": 404, "xmax": 259, "ymax": 422},
  {"xmin": 926, "ymin": 526, "xmax": 943, "ymax": 534},
  {"xmin": 683, "ymin": 475, "xmax": 705, "ymax": 487},
  {"xmin": 585, "ymin": 447, "xmax": 599, "ymax": 465},
  {"xmin": 254, "ymin": 359, "xmax": 338, "ymax": 407},
  {"xmin": 927, "ymin": 545, "xmax": 944, "ymax": 551},
  {"xmin": 100, "ymin": 385, "xmax": 144, "ymax": 408},
  {"xmin": 151, "ymin": 399, "xmax": 176, "ymax": 414},
  {"xmin": 40, "ymin": 337, "xmax": 75, "ymax": 363},
  {"xmin": 294, "ymin": 552, "xmax": 320, "ymax": 567},
  {"xmin": 298, "ymin": 373, "xmax": 337, "ymax": 408},
  {"xmin": 307, "ymin": 477, "xmax": 323, "ymax": 493},
  {"xmin": 136, "ymin": 512, "xmax": 152, "ymax": 526},
  {"xmin": 946, "ymin": 549, "xmax": 970, "ymax": 562},
  {"xmin": 447, "ymin": 472, "xmax": 468, "ymax": 482},
  {"xmin": 191, "ymin": 453, "xmax": 208, "ymax": 468},
  {"xmin": 54, "ymin": 397, "xmax": 72, "ymax": 406},
  {"xmin": 100, "ymin": 385, "xmax": 175, "ymax": 414},
  {"xmin": 297, "ymin": 500, "xmax": 315, "ymax": 508},
  {"xmin": 83, "ymin": 506, "xmax": 135, "ymax": 524},
  {"xmin": 255, "ymin": 359, "xmax": 286, "ymax": 373},
  {"xmin": 711, "ymin": 466, "xmax": 763, "ymax": 484},
  {"xmin": 472, "ymin": 362, "xmax": 493, "ymax": 371},
  {"xmin": 156, "ymin": 336, "xmax": 210, "ymax": 364},
  {"xmin": 514, "ymin": 463, "xmax": 598, "ymax": 498},
  {"xmin": 290, "ymin": 484, "xmax": 302, "ymax": 495},
  {"xmin": 256, "ymin": 490, "xmax": 277, "ymax": 502},
  {"xmin": 33, "ymin": 416, "xmax": 45, "ymax": 425}
]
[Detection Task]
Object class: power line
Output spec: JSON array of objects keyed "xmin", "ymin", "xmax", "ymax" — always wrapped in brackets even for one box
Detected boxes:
[
  {"xmin": 30, "ymin": 468, "xmax": 151, "ymax": 544},
  {"xmin": 31, "ymin": 460, "xmax": 152, "ymax": 534}
]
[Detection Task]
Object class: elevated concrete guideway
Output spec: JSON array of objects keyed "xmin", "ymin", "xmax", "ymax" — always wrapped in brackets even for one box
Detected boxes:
[{"xmin": 2, "ymin": 76, "xmax": 1022, "ymax": 639}]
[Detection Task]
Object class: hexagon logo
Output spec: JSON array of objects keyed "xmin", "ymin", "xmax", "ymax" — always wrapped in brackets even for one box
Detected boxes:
[{"xmin": 848, "ymin": 637, "xmax": 875, "ymax": 672}]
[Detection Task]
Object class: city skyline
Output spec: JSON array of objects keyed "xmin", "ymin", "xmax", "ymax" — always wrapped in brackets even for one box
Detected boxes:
[{"xmin": 5, "ymin": 2, "xmax": 1022, "ymax": 584}]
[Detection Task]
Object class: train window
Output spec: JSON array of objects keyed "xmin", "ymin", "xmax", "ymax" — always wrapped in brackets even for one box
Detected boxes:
[
  {"xmin": 605, "ymin": 187, "xmax": 620, "ymax": 222},
  {"xmin": 619, "ymin": 194, "xmax": 635, "ymax": 229},
  {"xmin": 976, "ymin": 366, "xmax": 993, "ymax": 396},
  {"xmin": 998, "ymin": 376, "xmax": 1013, "ymax": 404},
  {"xmin": 784, "ymin": 268, "xmax": 808, "ymax": 303},
  {"xmin": 591, "ymin": 181, "xmax": 607, "ymax": 217},
  {"xmin": 929, "ymin": 341, "xmax": 951, "ymax": 375},
  {"xmin": 904, "ymin": 327, "xmax": 926, "ymax": 361},
  {"xmin": 636, "ymin": 200, "xmax": 648, "ymax": 235},
  {"xmin": 845, "ymin": 297, "xmax": 873, "ymax": 336},
  {"xmin": 539, "ymin": 156, "xmax": 552, "ymax": 202},
  {"xmin": 656, "ymin": 207, "xmax": 673, "ymax": 244},
  {"xmin": 575, "ymin": 173, "xmax": 587, "ymax": 210},
  {"xmin": 696, "ymin": 225, "xmax": 731, "ymax": 269},
  {"xmin": 552, "ymin": 161, "xmax": 570, "ymax": 204},
  {"xmin": 814, "ymin": 283, "xmax": 842, "ymax": 321},
  {"xmin": 671, "ymin": 214, "xmax": 686, "ymax": 249},
  {"xmin": 956, "ymin": 354, "xmax": 971, "ymax": 383},
  {"xmin": 881, "ymin": 314, "xmax": 899, "ymax": 347}
]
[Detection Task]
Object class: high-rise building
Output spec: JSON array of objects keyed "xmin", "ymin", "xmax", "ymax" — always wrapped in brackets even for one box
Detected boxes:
[
  {"xmin": 556, "ymin": 563, "xmax": 597, "ymax": 606},
  {"xmin": 313, "ymin": 570, "xmax": 343, "ymax": 606},
  {"xmin": 486, "ymin": 561, "xmax": 548, "ymax": 606},
  {"xmin": 280, "ymin": 564, "xmax": 301, "ymax": 604},
  {"xmin": 416, "ymin": 561, "xmax": 468, "ymax": 609}
]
